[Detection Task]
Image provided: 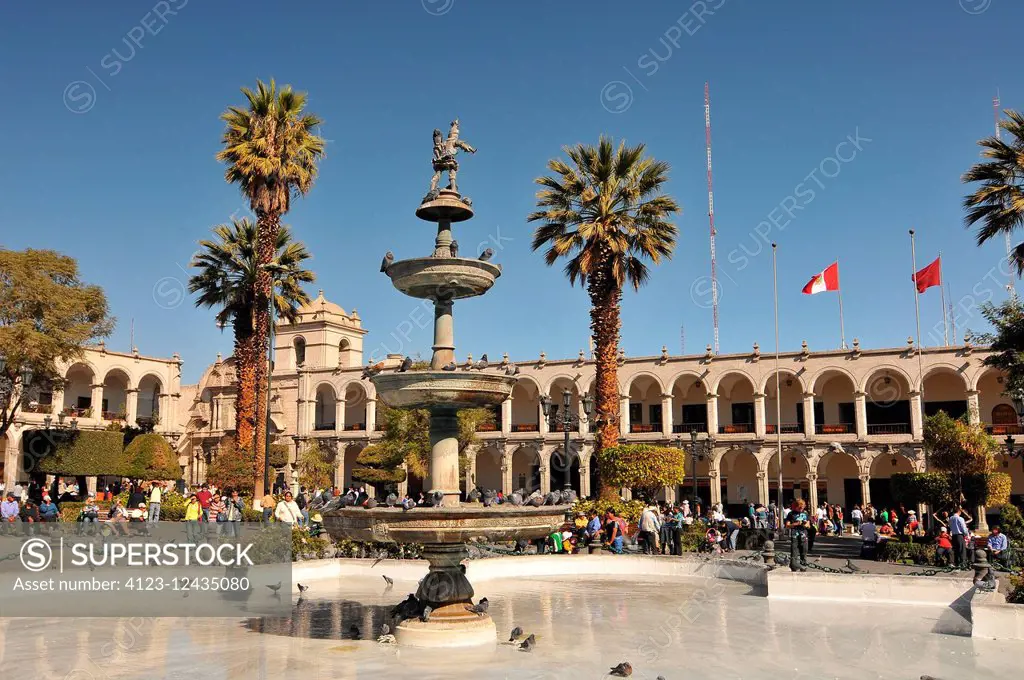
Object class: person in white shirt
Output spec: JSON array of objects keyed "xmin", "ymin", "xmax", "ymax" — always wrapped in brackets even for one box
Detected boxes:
[
  {"xmin": 851, "ymin": 505, "xmax": 863, "ymax": 533},
  {"xmin": 274, "ymin": 491, "xmax": 303, "ymax": 525}
]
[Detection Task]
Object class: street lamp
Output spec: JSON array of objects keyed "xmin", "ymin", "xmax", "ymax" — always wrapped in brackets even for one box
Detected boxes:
[
  {"xmin": 0, "ymin": 353, "xmax": 34, "ymax": 402},
  {"xmin": 1005, "ymin": 435, "xmax": 1023, "ymax": 471},
  {"xmin": 541, "ymin": 388, "xmax": 594, "ymax": 492}
]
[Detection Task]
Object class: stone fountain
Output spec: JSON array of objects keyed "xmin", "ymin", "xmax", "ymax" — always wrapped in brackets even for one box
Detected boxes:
[{"xmin": 323, "ymin": 120, "xmax": 570, "ymax": 648}]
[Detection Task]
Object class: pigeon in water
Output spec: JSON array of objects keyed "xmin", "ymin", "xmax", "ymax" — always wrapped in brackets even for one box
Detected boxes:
[
  {"xmin": 427, "ymin": 490, "xmax": 445, "ymax": 507},
  {"xmin": 609, "ymin": 662, "xmax": 633, "ymax": 677},
  {"xmin": 398, "ymin": 356, "xmax": 413, "ymax": 372},
  {"xmin": 390, "ymin": 594, "xmax": 419, "ymax": 622},
  {"xmin": 385, "ymin": 493, "xmax": 398, "ymax": 507},
  {"xmin": 518, "ymin": 634, "xmax": 535, "ymax": 652},
  {"xmin": 380, "ymin": 251, "xmax": 394, "ymax": 273},
  {"xmin": 266, "ymin": 581, "xmax": 282, "ymax": 594},
  {"xmin": 297, "ymin": 583, "xmax": 309, "ymax": 594},
  {"xmin": 383, "ymin": 575, "xmax": 394, "ymax": 587},
  {"xmin": 420, "ymin": 605, "xmax": 433, "ymax": 623},
  {"xmin": 450, "ymin": 240, "xmax": 459, "ymax": 257},
  {"xmin": 473, "ymin": 354, "xmax": 489, "ymax": 370},
  {"xmin": 505, "ymin": 363, "xmax": 519, "ymax": 376},
  {"xmin": 465, "ymin": 597, "xmax": 489, "ymax": 615},
  {"xmin": 479, "ymin": 248, "xmax": 494, "ymax": 261},
  {"xmin": 508, "ymin": 626, "xmax": 523, "ymax": 642},
  {"xmin": 441, "ymin": 361, "xmax": 457, "ymax": 371},
  {"xmin": 349, "ymin": 625, "xmax": 360, "ymax": 639}
]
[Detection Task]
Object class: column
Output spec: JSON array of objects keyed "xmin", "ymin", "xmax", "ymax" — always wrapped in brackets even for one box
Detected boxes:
[
  {"xmin": 157, "ymin": 393, "xmax": 169, "ymax": 430},
  {"xmin": 501, "ymin": 397, "xmax": 512, "ymax": 436},
  {"xmin": 580, "ymin": 459, "xmax": 590, "ymax": 498},
  {"xmin": 966, "ymin": 390, "xmax": 980, "ymax": 426},
  {"xmin": 366, "ymin": 398, "xmax": 376, "ymax": 432},
  {"xmin": 803, "ymin": 392, "xmax": 816, "ymax": 438},
  {"xmin": 85, "ymin": 476, "xmax": 97, "ymax": 496},
  {"xmin": 976, "ymin": 505, "xmax": 989, "ymax": 533},
  {"xmin": 3, "ymin": 429, "xmax": 23, "ymax": 491},
  {"xmin": 909, "ymin": 390, "xmax": 923, "ymax": 439},
  {"xmin": 90, "ymin": 384, "xmax": 104, "ymax": 418},
  {"xmin": 619, "ymin": 395, "xmax": 630, "ymax": 437},
  {"xmin": 754, "ymin": 392, "xmax": 767, "ymax": 439},
  {"xmin": 661, "ymin": 393, "xmax": 673, "ymax": 437},
  {"xmin": 707, "ymin": 393, "xmax": 719, "ymax": 435},
  {"xmin": 576, "ymin": 397, "xmax": 587, "ymax": 435},
  {"xmin": 709, "ymin": 469, "xmax": 722, "ymax": 505},
  {"xmin": 755, "ymin": 471, "xmax": 767, "ymax": 505},
  {"xmin": 500, "ymin": 447, "xmax": 512, "ymax": 494},
  {"xmin": 664, "ymin": 486, "xmax": 676, "ymax": 504},
  {"xmin": 807, "ymin": 473, "xmax": 819, "ymax": 510},
  {"xmin": 334, "ymin": 398, "xmax": 346, "ymax": 433},
  {"xmin": 539, "ymin": 461, "xmax": 550, "ymax": 494},
  {"xmin": 126, "ymin": 388, "xmax": 139, "ymax": 426},
  {"xmin": 52, "ymin": 386, "xmax": 65, "ymax": 417},
  {"xmin": 854, "ymin": 391, "xmax": 868, "ymax": 439},
  {"xmin": 295, "ymin": 396, "xmax": 306, "ymax": 437},
  {"xmin": 538, "ymin": 401, "xmax": 549, "ymax": 435},
  {"xmin": 859, "ymin": 473, "xmax": 871, "ymax": 506}
]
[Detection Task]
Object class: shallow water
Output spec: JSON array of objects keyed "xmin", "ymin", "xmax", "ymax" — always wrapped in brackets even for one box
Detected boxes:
[{"xmin": 0, "ymin": 574, "xmax": 1018, "ymax": 679}]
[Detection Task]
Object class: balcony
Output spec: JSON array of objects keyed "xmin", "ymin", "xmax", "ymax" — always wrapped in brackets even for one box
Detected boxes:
[
  {"xmin": 549, "ymin": 422, "xmax": 569, "ymax": 433},
  {"xmin": 20, "ymin": 403, "xmax": 53, "ymax": 414},
  {"xmin": 511, "ymin": 424, "xmax": 539, "ymax": 433},
  {"xmin": 673, "ymin": 423, "xmax": 707, "ymax": 434},
  {"xmin": 313, "ymin": 423, "xmax": 335, "ymax": 431},
  {"xmin": 475, "ymin": 423, "xmax": 498, "ymax": 432},
  {"xmin": 816, "ymin": 423, "xmax": 853, "ymax": 435},
  {"xmin": 630, "ymin": 424, "xmax": 660, "ymax": 434},
  {"xmin": 986, "ymin": 423, "xmax": 1024, "ymax": 435},
  {"xmin": 719, "ymin": 423, "xmax": 753, "ymax": 434},
  {"xmin": 344, "ymin": 423, "xmax": 365, "ymax": 432},
  {"xmin": 765, "ymin": 423, "xmax": 802, "ymax": 435},
  {"xmin": 866, "ymin": 423, "xmax": 910, "ymax": 435},
  {"xmin": 63, "ymin": 407, "xmax": 91, "ymax": 418}
]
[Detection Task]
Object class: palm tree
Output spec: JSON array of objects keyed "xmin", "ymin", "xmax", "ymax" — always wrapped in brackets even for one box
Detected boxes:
[
  {"xmin": 217, "ymin": 79, "xmax": 325, "ymax": 495},
  {"xmin": 528, "ymin": 137, "xmax": 679, "ymax": 500},
  {"xmin": 188, "ymin": 217, "xmax": 314, "ymax": 482},
  {"xmin": 963, "ymin": 109, "xmax": 1024, "ymax": 272}
]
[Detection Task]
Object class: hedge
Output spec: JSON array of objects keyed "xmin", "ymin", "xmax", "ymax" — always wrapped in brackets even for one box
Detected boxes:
[
  {"xmin": 877, "ymin": 540, "xmax": 937, "ymax": 565},
  {"xmin": 123, "ymin": 433, "xmax": 180, "ymax": 480},
  {"xmin": 595, "ymin": 444, "xmax": 685, "ymax": 501},
  {"xmin": 31, "ymin": 430, "xmax": 127, "ymax": 476}
]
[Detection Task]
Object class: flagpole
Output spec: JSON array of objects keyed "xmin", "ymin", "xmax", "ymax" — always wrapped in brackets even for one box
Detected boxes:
[
  {"xmin": 772, "ymin": 243, "xmax": 783, "ymax": 512},
  {"xmin": 938, "ymin": 253, "xmax": 948, "ymax": 346},
  {"xmin": 836, "ymin": 259, "xmax": 847, "ymax": 349},
  {"xmin": 910, "ymin": 229, "xmax": 927, "ymax": 471}
]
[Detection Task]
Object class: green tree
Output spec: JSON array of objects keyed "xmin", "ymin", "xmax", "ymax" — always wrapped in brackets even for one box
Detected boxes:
[
  {"xmin": 296, "ymin": 440, "xmax": 334, "ymax": 490},
  {"xmin": 595, "ymin": 444, "xmax": 685, "ymax": 502},
  {"xmin": 528, "ymin": 137, "xmax": 680, "ymax": 500},
  {"xmin": 188, "ymin": 217, "xmax": 314, "ymax": 488},
  {"xmin": 963, "ymin": 109, "xmax": 1024, "ymax": 273},
  {"xmin": 217, "ymin": 79, "xmax": 325, "ymax": 498},
  {"xmin": 924, "ymin": 411, "xmax": 997, "ymax": 502},
  {"xmin": 123, "ymin": 433, "xmax": 180, "ymax": 480},
  {"xmin": 0, "ymin": 249, "xmax": 114, "ymax": 441},
  {"xmin": 968, "ymin": 297, "xmax": 1024, "ymax": 393},
  {"xmin": 206, "ymin": 440, "xmax": 255, "ymax": 495}
]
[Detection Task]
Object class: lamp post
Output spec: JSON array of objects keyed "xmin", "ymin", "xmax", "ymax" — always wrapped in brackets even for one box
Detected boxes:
[
  {"xmin": 258, "ymin": 263, "xmax": 291, "ymax": 496},
  {"xmin": 541, "ymin": 388, "xmax": 593, "ymax": 492}
]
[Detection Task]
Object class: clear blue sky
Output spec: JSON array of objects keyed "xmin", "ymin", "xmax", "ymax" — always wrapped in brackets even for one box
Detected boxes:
[{"xmin": 1, "ymin": 0, "xmax": 1021, "ymax": 382}]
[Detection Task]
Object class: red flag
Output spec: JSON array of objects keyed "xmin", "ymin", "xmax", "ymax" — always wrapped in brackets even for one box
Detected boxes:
[
  {"xmin": 801, "ymin": 262, "xmax": 840, "ymax": 295},
  {"xmin": 913, "ymin": 257, "xmax": 941, "ymax": 293}
]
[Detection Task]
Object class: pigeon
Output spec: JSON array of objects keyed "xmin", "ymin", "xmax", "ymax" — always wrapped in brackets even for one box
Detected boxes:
[
  {"xmin": 657, "ymin": 677, "xmax": 667, "ymax": 680},
  {"xmin": 543, "ymin": 491, "xmax": 560, "ymax": 506},
  {"xmin": 266, "ymin": 581, "xmax": 282, "ymax": 594},
  {"xmin": 505, "ymin": 363, "xmax": 520, "ymax": 376},
  {"xmin": 509, "ymin": 492, "xmax": 523, "ymax": 506},
  {"xmin": 465, "ymin": 597, "xmax": 489, "ymax": 615},
  {"xmin": 349, "ymin": 625, "xmax": 360, "ymax": 639},
  {"xmin": 420, "ymin": 605, "xmax": 433, "ymax": 622},
  {"xmin": 390, "ymin": 594, "xmax": 419, "ymax": 622},
  {"xmin": 609, "ymin": 662, "xmax": 633, "ymax": 677},
  {"xmin": 508, "ymin": 626, "xmax": 523, "ymax": 642},
  {"xmin": 564, "ymin": 489, "xmax": 578, "ymax": 504},
  {"xmin": 472, "ymin": 354, "xmax": 489, "ymax": 370},
  {"xmin": 380, "ymin": 251, "xmax": 394, "ymax": 273},
  {"xmin": 427, "ymin": 490, "xmax": 445, "ymax": 507},
  {"xmin": 362, "ymin": 362, "xmax": 385, "ymax": 380},
  {"xmin": 398, "ymin": 356, "xmax": 413, "ymax": 372},
  {"xmin": 380, "ymin": 623, "xmax": 391, "ymax": 636},
  {"xmin": 450, "ymin": 240, "xmax": 459, "ymax": 257},
  {"xmin": 845, "ymin": 559, "xmax": 861, "ymax": 573},
  {"xmin": 441, "ymin": 361, "xmax": 457, "ymax": 371},
  {"xmin": 385, "ymin": 493, "xmax": 398, "ymax": 507},
  {"xmin": 297, "ymin": 583, "xmax": 309, "ymax": 594},
  {"xmin": 377, "ymin": 632, "xmax": 397, "ymax": 644},
  {"xmin": 467, "ymin": 488, "xmax": 481, "ymax": 503},
  {"xmin": 479, "ymin": 248, "xmax": 494, "ymax": 261},
  {"xmin": 527, "ymin": 492, "xmax": 545, "ymax": 507},
  {"xmin": 364, "ymin": 498, "xmax": 378, "ymax": 509},
  {"xmin": 518, "ymin": 634, "xmax": 535, "ymax": 652},
  {"xmin": 383, "ymin": 575, "xmax": 394, "ymax": 587}
]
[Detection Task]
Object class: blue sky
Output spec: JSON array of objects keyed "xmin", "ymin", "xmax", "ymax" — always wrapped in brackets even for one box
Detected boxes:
[{"xmin": 1, "ymin": 0, "xmax": 1021, "ymax": 382}]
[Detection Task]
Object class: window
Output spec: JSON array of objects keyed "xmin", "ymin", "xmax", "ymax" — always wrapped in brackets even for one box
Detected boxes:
[
  {"xmin": 293, "ymin": 338, "xmax": 306, "ymax": 366},
  {"xmin": 732, "ymin": 402, "xmax": 754, "ymax": 424},
  {"xmin": 629, "ymin": 402, "xmax": 642, "ymax": 424},
  {"xmin": 838, "ymin": 402, "xmax": 856, "ymax": 426},
  {"xmin": 649, "ymin": 404, "xmax": 662, "ymax": 427},
  {"xmin": 681, "ymin": 403, "xmax": 708, "ymax": 426},
  {"xmin": 992, "ymin": 403, "xmax": 1016, "ymax": 425}
]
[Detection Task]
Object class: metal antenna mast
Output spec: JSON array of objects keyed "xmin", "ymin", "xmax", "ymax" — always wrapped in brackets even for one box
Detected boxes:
[
  {"xmin": 705, "ymin": 82, "xmax": 720, "ymax": 354},
  {"xmin": 995, "ymin": 91, "xmax": 1015, "ymax": 297},
  {"xmin": 680, "ymin": 323, "xmax": 686, "ymax": 355}
]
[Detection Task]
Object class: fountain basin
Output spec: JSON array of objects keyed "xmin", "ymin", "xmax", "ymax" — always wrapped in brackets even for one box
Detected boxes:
[
  {"xmin": 386, "ymin": 257, "xmax": 501, "ymax": 300},
  {"xmin": 371, "ymin": 371, "xmax": 516, "ymax": 410},
  {"xmin": 322, "ymin": 505, "xmax": 569, "ymax": 545}
]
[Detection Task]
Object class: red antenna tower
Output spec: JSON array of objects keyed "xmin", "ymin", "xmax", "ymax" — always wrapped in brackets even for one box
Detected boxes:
[
  {"xmin": 995, "ymin": 91, "xmax": 1015, "ymax": 296},
  {"xmin": 705, "ymin": 81, "xmax": 720, "ymax": 354}
]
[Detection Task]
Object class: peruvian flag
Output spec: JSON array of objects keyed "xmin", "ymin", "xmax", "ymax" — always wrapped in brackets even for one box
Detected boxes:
[
  {"xmin": 802, "ymin": 262, "xmax": 840, "ymax": 295},
  {"xmin": 913, "ymin": 257, "xmax": 941, "ymax": 293}
]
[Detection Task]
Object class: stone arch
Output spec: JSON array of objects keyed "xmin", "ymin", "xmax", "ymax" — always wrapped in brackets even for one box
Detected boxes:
[
  {"xmin": 510, "ymin": 376, "xmax": 541, "ymax": 433},
  {"xmin": 811, "ymin": 368, "xmax": 858, "ymax": 435},
  {"xmin": 100, "ymin": 368, "xmax": 131, "ymax": 420},
  {"xmin": 342, "ymin": 382, "xmax": 368, "ymax": 430},
  {"xmin": 858, "ymin": 364, "xmax": 914, "ymax": 395},
  {"xmin": 473, "ymin": 445, "xmax": 503, "ymax": 492},
  {"xmin": 868, "ymin": 448, "xmax": 916, "ymax": 510},
  {"xmin": 809, "ymin": 366, "xmax": 857, "ymax": 394},
  {"xmin": 975, "ymin": 368, "xmax": 1015, "ymax": 431},
  {"xmin": 671, "ymin": 371, "xmax": 710, "ymax": 433},
  {"xmin": 715, "ymin": 372, "xmax": 757, "ymax": 434},
  {"xmin": 718, "ymin": 446, "xmax": 759, "ymax": 510},
  {"xmin": 625, "ymin": 371, "xmax": 668, "ymax": 396},
  {"xmin": 627, "ymin": 373, "xmax": 664, "ymax": 433},
  {"xmin": 921, "ymin": 364, "xmax": 970, "ymax": 419},
  {"xmin": 541, "ymin": 373, "xmax": 581, "ymax": 397},
  {"xmin": 547, "ymin": 443, "xmax": 582, "ymax": 494},
  {"xmin": 816, "ymin": 448, "xmax": 862, "ymax": 509},
  {"xmin": 136, "ymin": 374, "xmax": 163, "ymax": 421},
  {"xmin": 340, "ymin": 443, "xmax": 363, "ymax": 489},
  {"xmin": 765, "ymin": 447, "xmax": 811, "ymax": 506},
  {"xmin": 62, "ymin": 362, "xmax": 96, "ymax": 415},
  {"xmin": 510, "ymin": 444, "xmax": 541, "ymax": 493},
  {"xmin": 763, "ymin": 370, "xmax": 806, "ymax": 434},
  {"xmin": 916, "ymin": 363, "xmax": 970, "ymax": 392},
  {"xmin": 861, "ymin": 366, "xmax": 914, "ymax": 435},
  {"xmin": 544, "ymin": 375, "xmax": 581, "ymax": 433},
  {"xmin": 757, "ymin": 368, "xmax": 807, "ymax": 395},
  {"xmin": 314, "ymin": 382, "xmax": 338, "ymax": 430}
]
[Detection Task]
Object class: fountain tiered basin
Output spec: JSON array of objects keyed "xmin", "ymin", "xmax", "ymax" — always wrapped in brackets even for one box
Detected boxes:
[
  {"xmin": 384, "ymin": 257, "xmax": 501, "ymax": 300},
  {"xmin": 369, "ymin": 371, "xmax": 515, "ymax": 409}
]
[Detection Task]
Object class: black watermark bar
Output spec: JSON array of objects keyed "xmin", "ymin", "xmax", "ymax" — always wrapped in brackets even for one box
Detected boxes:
[{"xmin": 0, "ymin": 522, "xmax": 291, "ymax": 617}]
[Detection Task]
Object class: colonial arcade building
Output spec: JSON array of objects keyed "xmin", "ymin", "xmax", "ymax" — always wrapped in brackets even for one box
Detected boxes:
[{"xmin": 4, "ymin": 290, "xmax": 1024, "ymax": 513}]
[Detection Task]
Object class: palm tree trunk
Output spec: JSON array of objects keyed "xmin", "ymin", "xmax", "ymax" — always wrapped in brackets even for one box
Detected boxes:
[
  {"xmin": 233, "ymin": 326, "xmax": 257, "ymax": 465},
  {"xmin": 251, "ymin": 209, "xmax": 280, "ymax": 499},
  {"xmin": 588, "ymin": 270, "xmax": 622, "ymax": 502}
]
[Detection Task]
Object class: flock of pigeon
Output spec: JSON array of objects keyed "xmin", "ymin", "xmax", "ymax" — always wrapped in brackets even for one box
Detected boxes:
[
  {"xmin": 362, "ymin": 351, "xmax": 520, "ymax": 380},
  {"xmin": 467, "ymin": 486, "xmax": 577, "ymax": 507}
]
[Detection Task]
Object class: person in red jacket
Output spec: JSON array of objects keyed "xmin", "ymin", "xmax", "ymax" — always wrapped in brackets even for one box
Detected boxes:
[{"xmin": 195, "ymin": 483, "xmax": 213, "ymax": 522}]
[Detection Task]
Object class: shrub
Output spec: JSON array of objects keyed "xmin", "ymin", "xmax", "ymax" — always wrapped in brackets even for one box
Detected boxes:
[
  {"xmin": 595, "ymin": 444, "xmax": 685, "ymax": 501},
  {"xmin": 997, "ymin": 503, "xmax": 1024, "ymax": 544},
  {"xmin": 296, "ymin": 440, "xmax": 334, "ymax": 490},
  {"xmin": 877, "ymin": 540, "xmax": 936, "ymax": 565},
  {"xmin": 889, "ymin": 472, "xmax": 951, "ymax": 508},
  {"xmin": 353, "ymin": 442, "xmax": 407, "ymax": 485},
  {"xmin": 207, "ymin": 441, "xmax": 255, "ymax": 495},
  {"xmin": 122, "ymin": 433, "xmax": 180, "ymax": 480},
  {"xmin": 31, "ymin": 430, "xmax": 126, "ymax": 476},
  {"xmin": 1008, "ymin": 575, "xmax": 1024, "ymax": 604},
  {"xmin": 572, "ymin": 498, "xmax": 645, "ymax": 524},
  {"xmin": 677, "ymin": 522, "xmax": 709, "ymax": 553}
]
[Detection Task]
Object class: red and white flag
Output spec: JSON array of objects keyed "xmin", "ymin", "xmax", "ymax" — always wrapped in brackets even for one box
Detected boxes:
[
  {"xmin": 802, "ymin": 262, "xmax": 840, "ymax": 295},
  {"xmin": 912, "ymin": 256, "xmax": 941, "ymax": 293}
]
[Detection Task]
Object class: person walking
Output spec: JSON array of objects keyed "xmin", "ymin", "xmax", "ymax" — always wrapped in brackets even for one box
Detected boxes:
[
  {"xmin": 183, "ymin": 493, "xmax": 202, "ymax": 542},
  {"xmin": 851, "ymin": 504, "xmax": 863, "ymax": 534},
  {"xmin": 603, "ymin": 508, "xmax": 625, "ymax": 554},
  {"xmin": 786, "ymin": 499, "xmax": 810, "ymax": 571},
  {"xmin": 948, "ymin": 506, "xmax": 969, "ymax": 567},
  {"xmin": 274, "ymin": 491, "xmax": 303, "ymax": 526},
  {"xmin": 296, "ymin": 487, "xmax": 310, "ymax": 527},
  {"xmin": 223, "ymin": 490, "xmax": 245, "ymax": 538},
  {"xmin": 148, "ymin": 482, "xmax": 162, "ymax": 524},
  {"xmin": 260, "ymin": 490, "xmax": 276, "ymax": 524}
]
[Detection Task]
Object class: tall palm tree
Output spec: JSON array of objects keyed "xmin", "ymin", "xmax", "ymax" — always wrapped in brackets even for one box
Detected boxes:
[
  {"xmin": 217, "ymin": 79, "xmax": 325, "ymax": 495},
  {"xmin": 963, "ymin": 109, "xmax": 1024, "ymax": 272},
  {"xmin": 188, "ymin": 217, "xmax": 315, "ymax": 482},
  {"xmin": 528, "ymin": 137, "xmax": 679, "ymax": 500}
]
